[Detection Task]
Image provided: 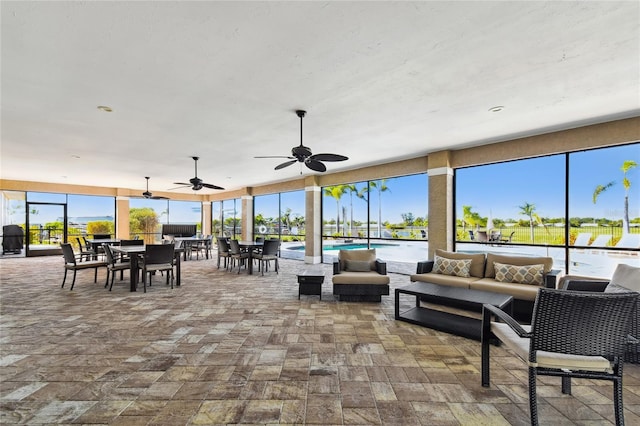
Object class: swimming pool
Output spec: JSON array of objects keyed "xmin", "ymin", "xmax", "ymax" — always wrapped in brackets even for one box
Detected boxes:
[{"xmin": 286, "ymin": 242, "xmax": 400, "ymax": 251}]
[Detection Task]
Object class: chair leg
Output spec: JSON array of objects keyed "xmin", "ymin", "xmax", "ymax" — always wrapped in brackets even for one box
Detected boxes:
[
  {"xmin": 613, "ymin": 362, "xmax": 624, "ymax": 426},
  {"xmin": 62, "ymin": 269, "xmax": 68, "ymax": 288},
  {"xmin": 105, "ymin": 270, "xmax": 110, "ymax": 288},
  {"xmin": 109, "ymin": 271, "xmax": 116, "ymax": 291},
  {"xmin": 93, "ymin": 267, "xmax": 98, "ymax": 283},
  {"xmin": 528, "ymin": 367, "xmax": 539, "ymax": 426},
  {"xmin": 561, "ymin": 376, "xmax": 571, "ymax": 394},
  {"xmin": 70, "ymin": 270, "xmax": 78, "ymax": 291}
]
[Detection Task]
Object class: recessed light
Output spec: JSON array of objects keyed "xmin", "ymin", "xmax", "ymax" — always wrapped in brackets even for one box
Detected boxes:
[
  {"xmin": 488, "ymin": 106, "xmax": 504, "ymax": 112},
  {"xmin": 97, "ymin": 105, "xmax": 113, "ymax": 112}
]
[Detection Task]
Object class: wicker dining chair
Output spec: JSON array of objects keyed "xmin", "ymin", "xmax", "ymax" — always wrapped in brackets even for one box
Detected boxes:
[{"xmin": 481, "ymin": 288, "xmax": 637, "ymax": 426}]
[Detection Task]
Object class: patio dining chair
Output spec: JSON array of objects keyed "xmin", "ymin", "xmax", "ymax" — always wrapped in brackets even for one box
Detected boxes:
[
  {"xmin": 102, "ymin": 243, "xmax": 130, "ymax": 291},
  {"xmin": 254, "ymin": 239, "xmax": 280, "ymax": 275},
  {"xmin": 140, "ymin": 243, "xmax": 176, "ymax": 293},
  {"xmin": 482, "ymin": 288, "xmax": 637, "ymax": 426},
  {"xmin": 60, "ymin": 243, "xmax": 107, "ymax": 290},
  {"xmin": 216, "ymin": 237, "xmax": 230, "ymax": 269}
]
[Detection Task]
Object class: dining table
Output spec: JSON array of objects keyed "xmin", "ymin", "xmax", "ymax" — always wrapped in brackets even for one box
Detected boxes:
[
  {"xmin": 174, "ymin": 236, "xmax": 210, "ymax": 260},
  {"xmin": 237, "ymin": 240, "xmax": 263, "ymax": 275},
  {"xmin": 86, "ymin": 238, "xmax": 121, "ymax": 258},
  {"xmin": 111, "ymin": 245, "xmax": 184, "ymax": 292}
]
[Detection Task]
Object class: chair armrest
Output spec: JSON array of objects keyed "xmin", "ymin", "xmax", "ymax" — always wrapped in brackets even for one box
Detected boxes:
[
  {"xmin": 482, "ymin": 304, "xmax": 531, "ymax": 338},
  {"xmin": 375, "ymin": 259, "xmax": 387, "ymax": 275},
  {"xmin": 416, "ymin": 260, "xmax": 434, "ymax": 274},
  {"xmin": 333, "ymin": 261, "xmax": 341, "ymax": 275},
  {"xmin": 544, "ymin": 269, "xmax": 563, "ymax": 288},
  {"xmin": 563, "ymin": 279, "xmax": 610, "ymax": 292}
]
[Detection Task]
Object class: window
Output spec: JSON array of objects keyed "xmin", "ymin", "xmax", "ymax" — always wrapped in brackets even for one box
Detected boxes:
[
  {"xmin": 67, "ymin": 194, "xmax": 115, "ymax": 239},
  {"xmin": 322, "ymin": 174, "xmax": 428, "ymax": 273}
]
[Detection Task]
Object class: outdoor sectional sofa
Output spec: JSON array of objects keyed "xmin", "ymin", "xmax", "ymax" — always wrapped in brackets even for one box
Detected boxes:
[{"xmin": 410, "ymin": 249, "xmax": 563, "ymax": 321}]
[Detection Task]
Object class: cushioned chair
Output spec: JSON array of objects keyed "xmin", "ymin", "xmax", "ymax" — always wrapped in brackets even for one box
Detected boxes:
[
  {"xmin": 254, "ymin": 239, "xmax": 279, "ymax": 275},
  {"xmin": 229, "ymin": 239, "xmax": 249, "ymax": 274},
  {"xmin": 562, "ymin": 263, "xmax": 640, "ymax": 364},
  {"xmin": 102, "ymin": 243, "xmax": 130, "ymax": 291},
  {"xmin": 60, "ymin": 243, "xmax": 107, "ymax": 290},
  {"xmin": 216, "ymin": 237, "xmax": 230, "ymax": 269},
  {"xmin": 482, "ymin": 288, "xmax": 637, "ymax": 426},
  {"xmin": 74, "ymin": 237, "xmax": 96, "ymax": 262},
  {"xmin": 140, "ymin": 244, "xmax": 175, "ymax": 293},
  {"xmin": 332, "ymin": 249, "xmax": 390, "ymax": 302}
]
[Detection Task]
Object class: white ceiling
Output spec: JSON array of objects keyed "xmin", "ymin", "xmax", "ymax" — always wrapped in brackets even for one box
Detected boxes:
[{"xmin": 2, "ymin": 1, "xmax": 639, "ymax": 196}]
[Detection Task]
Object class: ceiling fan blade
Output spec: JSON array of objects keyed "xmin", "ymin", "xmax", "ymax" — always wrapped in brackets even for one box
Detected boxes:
[
  {"xmin": 202, "ymin": 183, "xmax": 225, "ymax": 190},
  {"xmin": 305, "ymin": 159, "xmax": 327, "ymax": 172},
  {"xmin": 255, "ymin": 155, "xmax": 295, "ymax": 159},
  {"xmin": 173, "ymin": 182, "xmax": 191, "ymax": 186},
  {"xmin": 150, "ymin": 195, "xmax": 169, "ymax": 200},
  {"xmin": 309, "ymin": 153, "xmax": 348, "ymax": 162},
  {"xmin": 275, "ymin": 159, "xmax": 297, "ymax": 170}
]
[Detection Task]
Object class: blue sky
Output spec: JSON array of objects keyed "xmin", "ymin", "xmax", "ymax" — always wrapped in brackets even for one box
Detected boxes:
[{"xmin": 456, "ymin": 144, "xmax": 639, "ymax": 221}]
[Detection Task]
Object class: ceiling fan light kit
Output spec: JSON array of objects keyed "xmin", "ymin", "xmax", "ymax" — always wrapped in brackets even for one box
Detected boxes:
[{"xmin": 255, "ymin": 109, "xmax": 348, "ymax": 173}]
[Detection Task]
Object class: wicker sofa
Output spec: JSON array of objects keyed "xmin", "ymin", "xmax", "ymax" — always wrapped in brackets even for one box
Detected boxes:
[
  {"xmin": 332, "ymin": 249, "xmax": 390, "ymax": 302},
  {"xmin": 410, "ymin": 249, "xmax": 563, "ymax": 320}
]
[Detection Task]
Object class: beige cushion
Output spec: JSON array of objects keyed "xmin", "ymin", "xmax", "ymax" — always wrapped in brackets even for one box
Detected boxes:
[
  {"xmin": 345, "ymin": 259, "xmax": 373, "ymax": 272},
  {"xmin": 491, "ymin": 322, "xmax": 612, "ymax": 372},
  {"xmin": 605, "ymin": 263, "xmax": 640, "ymax": 293},
  {"xmin": 432, "ymin": 255, "xmax": 471, "ymax": 277},
  {"xmin": 470, "ymin": 279, "xmax": 541, "ymax": 301},
  {"xmin": 485, "ymin": 253, "xmax": 553, "ymax": 278},
  {"xmin": 435, "ymin": 249, "xmax": 486, "ymax": 278},
  {"xmin": 338, "ymin": 249, "xmax": 376, "ymax": 271},
  {"xmin": 409, "ymin": 272, "xmax": 476, "ymax": 289},
  {"xmin": 494, "ymin": 262, "xmax": 544, "ymax": 285},
  {"xmin": 332, "ymin": 271, "xmax": 390, "ymax": 285}
]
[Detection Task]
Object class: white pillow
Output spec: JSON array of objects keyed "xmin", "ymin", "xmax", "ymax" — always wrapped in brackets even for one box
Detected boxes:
[{"xmin": 605, "ymin": 264, "xmax": 640, "ymax": 293}]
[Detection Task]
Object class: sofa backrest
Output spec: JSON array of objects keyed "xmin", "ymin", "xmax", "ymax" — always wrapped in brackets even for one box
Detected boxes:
[
  {"xmin": 484, "ymin": 253, "xmax": 553, "ymax": 278},
  {"xmin": 434, "ymin": 249, "xmax": 486, "ymax": 278},
  {"xmin": 338, "ymin": 249, "xmax": 376, "ymax": 271}
]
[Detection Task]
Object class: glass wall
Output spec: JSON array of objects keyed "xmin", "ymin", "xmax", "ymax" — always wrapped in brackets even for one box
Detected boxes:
[
  {"xmin": 168, "ymin": 200, "xmax": 202, "ymax": 233},
  {"xmin": 321, "ymin": 174, "xmax": 428, "ymax": 273},
  {"xmin": 455, "ymin": 143, "xmax": 639, "ymax": 277},
  {"xmin": 1, "ymin": 191, "xmax": 26, "ymax": 255},
  {"xmin": 67, "ymin": 195, "xmax": 116, "ymax": 239},
  {"xmin": 129, "ymin": 198, "xmax": 168, "ymax": 243},
  {"xmin": 217, "ymin": 198, "xmax": 241, "ymax": 239},
  {"xmin": 254, "ymin": 190, "xmax": 306, "ymax": 241}
]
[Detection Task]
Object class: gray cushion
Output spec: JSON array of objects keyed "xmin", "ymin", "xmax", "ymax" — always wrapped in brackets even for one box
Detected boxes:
[{"xmin": 345, "ymin": 259, "xmax": 372, "ymax": 272}]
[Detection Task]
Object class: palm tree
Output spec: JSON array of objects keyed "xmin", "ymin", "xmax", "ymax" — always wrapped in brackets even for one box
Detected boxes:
[
  {"xmin": 593, "ymin": 160, "xmax": 637, "ymax": 234},
  {"xmin": 369, "ymin": 179, "xmax": 391, "ymax": 238},
  {"xmin": 345, "ymin": 184, "xmax": 359, "ymax": 237},
  {"xmin": 324, "ymin": 185, "xmax": 347, "ymax": 236},
  {"xmin": 519, "ymin": 202, "xmax": 536, "ymax": 243}
]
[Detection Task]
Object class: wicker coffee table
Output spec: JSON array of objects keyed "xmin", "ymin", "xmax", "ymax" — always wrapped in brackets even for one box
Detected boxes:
[{"xmin": 395, "ymin": 282, "xmax": 513, "ymax": 341}]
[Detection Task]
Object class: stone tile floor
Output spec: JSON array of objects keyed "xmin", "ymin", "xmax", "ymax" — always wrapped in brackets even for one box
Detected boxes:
[{"xmin": 0, "ymin": 253, "xmax": 638, "ymax": 425}]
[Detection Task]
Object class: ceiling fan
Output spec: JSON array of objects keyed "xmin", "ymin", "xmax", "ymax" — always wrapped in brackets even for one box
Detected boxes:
[
  {"xmin": 142, "ymin": 176, "xmax": 169, "ymax": 199},
  {"xmin": 172, "ymin": 156, "xmax": 225, "ymax": 191},
  {"xmin": 255, "ymin": 110, "xmax": 348, "ymax": 172}
]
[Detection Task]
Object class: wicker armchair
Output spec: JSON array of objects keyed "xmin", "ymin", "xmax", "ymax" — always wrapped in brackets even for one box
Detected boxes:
[
  {"xmin": 562, "ymin": 264, "xmax": 640, "ymax": 364},
  {"xmin": 481, "ymin": 288, "xmax": 637, "ymax": 426}
]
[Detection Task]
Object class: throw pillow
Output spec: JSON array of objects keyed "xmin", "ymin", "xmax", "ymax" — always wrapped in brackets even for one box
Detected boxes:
[
  {"xmin": 494, "ymin": 262, "xmax": 544, "ymax": 285},
  {"xmin": 345, "ymin": 259, "xmax": 372, "ymax": 272},
  {"xmin": 605, "ymin": 263, "xmax": 640, "ymax": 293},
  {"xmin": 432, "ymin": 255, "xmax": 471, "ymax": 277}
]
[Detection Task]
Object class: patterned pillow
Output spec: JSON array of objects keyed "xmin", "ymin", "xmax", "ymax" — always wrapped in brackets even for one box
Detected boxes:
[
  {"xmin": 432, "ymin": 255, "xmax": 471, "ymax": 277},
  {"xmin": 494, "ymin": 262, "xmax": 544, "ymax": 285}
]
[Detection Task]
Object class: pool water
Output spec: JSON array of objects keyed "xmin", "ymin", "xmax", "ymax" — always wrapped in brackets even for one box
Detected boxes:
[{"xmin": 287, "ymin": 243, "xmax": 399, "ymax": 251}]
